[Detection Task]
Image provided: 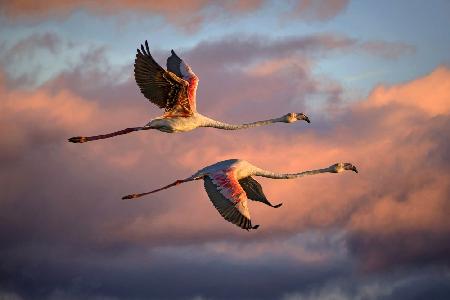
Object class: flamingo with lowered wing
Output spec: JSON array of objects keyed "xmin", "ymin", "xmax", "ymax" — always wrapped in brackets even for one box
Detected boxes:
[
  {"xmin": 68, "ymin": 41, "xmax": 310, "ymax": 143},
  {"xmin": 122, "ymin": 159, "xmax": 358, "ymax": 230}
]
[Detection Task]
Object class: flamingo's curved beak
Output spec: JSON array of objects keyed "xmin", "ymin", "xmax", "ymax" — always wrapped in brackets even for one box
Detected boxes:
[
  {"xmin": 297, "ymin": 113, "xmax": 310, "ymax": 123},
  {"xmin": 343, "ymin": 163, "xmax": 358, "ymax": 173}
]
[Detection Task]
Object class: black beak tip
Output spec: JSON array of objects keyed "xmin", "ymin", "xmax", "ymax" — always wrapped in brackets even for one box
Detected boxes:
[
  {"xmin": 68, "ymin": 136, "xmax": 84, "ymax": 143},
  {"xmin": 300, "ymin": 114, "xmax": 310, "ymax": 123}
]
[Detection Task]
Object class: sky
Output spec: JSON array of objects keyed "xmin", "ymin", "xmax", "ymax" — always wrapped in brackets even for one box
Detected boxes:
[{"xmin": 1, "ymin": 1, "xmax": 450, "ymax": 299}]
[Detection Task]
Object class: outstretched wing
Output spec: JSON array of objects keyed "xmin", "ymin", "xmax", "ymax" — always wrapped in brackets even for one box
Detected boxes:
[
  {"xmin": 204, "ymin": 171, "xmax": 259, "ymax": 230},
  {"xmin": 166, "ymin": 49, "xmax": 198, "ymax": 113},
  {"xmin": 134, "ymin": 41, "xmax": 191, "ymax": 114},
  {"xmin": 166, "ymin": 50, "xmax": 184, "ymax": 79},
  {"xmin": 239, "ymin": 177, "xmax": 282, "ymax": 208}
]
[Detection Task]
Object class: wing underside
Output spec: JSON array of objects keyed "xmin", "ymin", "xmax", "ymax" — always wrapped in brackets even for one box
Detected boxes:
[
  {"xmin": 204, "ymin": 175, "xmax": 259, "ymax": 230},
  {"xmin": 239, "ymin": 177, "xmax": 282, "ymax": 208},
  {"xmin": 134, "ymin": 41, "xmax": 191, "ymax": 115}
]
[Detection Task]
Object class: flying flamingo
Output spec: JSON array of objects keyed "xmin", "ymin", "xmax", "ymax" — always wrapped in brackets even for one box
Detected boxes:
[
  {"xmin": 122, "ymin": 159, "xmax": 358, "ymax": 230},
  {"xmin": 68, "ymin": 41, "xmax": 310, "ymax": 143}
]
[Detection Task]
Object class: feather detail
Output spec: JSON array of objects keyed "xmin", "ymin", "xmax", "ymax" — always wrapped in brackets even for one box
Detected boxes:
[
  {"xmin": 239, "ymin": 177, "xmax": 282, "ymax": 208},
  {"xmin": 203, "ymin": 170, "xmax": 258, "ymax": 230},
  {"xmin": 134, "ymin": 40, "xmax": 195, "ymax": 115}
]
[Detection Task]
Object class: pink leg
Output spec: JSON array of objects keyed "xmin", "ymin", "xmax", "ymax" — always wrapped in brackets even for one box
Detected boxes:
[
  {"xmin": 68, "ymin": 127, "xmax": 145, "ymax": 143},
  {"xmin": 122, "ymin": 177, "xmax": 203, "ymax": 200}
]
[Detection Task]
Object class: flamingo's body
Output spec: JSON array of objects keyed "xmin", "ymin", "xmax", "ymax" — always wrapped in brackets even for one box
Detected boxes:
[
  {"xmin": 123, "ymin": 159, "xmax": 358, "ymax": 230},
  {"xmin": 68, "ymin": 41, "xmax": 310, "ymax": 143}
]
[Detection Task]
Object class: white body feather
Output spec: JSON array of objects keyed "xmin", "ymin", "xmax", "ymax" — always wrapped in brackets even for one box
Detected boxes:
[
  {"xmin": 146, "ymin": 113, "xmax": 213, "ymax": 133},
  {"xmin": 191, "ymin": 159, "xmax": 259, "ymax": 180}
]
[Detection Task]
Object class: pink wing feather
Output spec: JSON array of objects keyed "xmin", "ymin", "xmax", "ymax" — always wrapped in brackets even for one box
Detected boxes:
[
  {"xmin": 165, "ymin": 49, "xmax": 198, "ymax": 116},
  {"xmin": 203, "ymin": 169, "xmax": 259, "ymax": 230}
]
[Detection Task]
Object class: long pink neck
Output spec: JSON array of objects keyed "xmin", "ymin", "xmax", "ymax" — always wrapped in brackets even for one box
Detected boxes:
[
  {"xmin": 254, "ymin": 166, "xmax": 333, "ymax": 179},
  {"xmin": 202, "ymin": 116, "xmax": 286, "ymax": 130}
]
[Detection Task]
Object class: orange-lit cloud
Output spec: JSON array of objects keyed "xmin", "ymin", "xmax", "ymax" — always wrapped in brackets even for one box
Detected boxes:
[{"xmin": 366, "ymin": 66, "xmax": 450, "ymax": 116}]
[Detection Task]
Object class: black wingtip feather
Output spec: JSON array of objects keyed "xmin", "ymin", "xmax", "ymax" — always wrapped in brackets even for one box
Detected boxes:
[
  {"xmin": 239, "ymin": 216, "xmax": 246, "ymax": 228},
  {"xmin": 252, "ymin": 225, "xmax": 260, "ymax": 230},
  {"xmin": 145, "ymin": 40, "xmax": 150, "ymax": 53},
  {"xmin": 273, "ymin": 203, "xmax": 283, "ymax": 208}
]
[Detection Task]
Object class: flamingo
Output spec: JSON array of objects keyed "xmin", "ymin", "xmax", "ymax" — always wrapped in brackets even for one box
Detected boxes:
[
  {"xmin": 68, "ymin": 41, "xmax": 310, "ymax": 143},
  {"xmin": 122, "ymin": 159, "xmax": 358, "ymax": 230}
]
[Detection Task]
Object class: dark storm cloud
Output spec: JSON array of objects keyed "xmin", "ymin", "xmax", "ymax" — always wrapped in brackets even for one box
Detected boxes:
[{"xmin": 0, "ymin": 236, "xmax": 351, "ymax": 300}]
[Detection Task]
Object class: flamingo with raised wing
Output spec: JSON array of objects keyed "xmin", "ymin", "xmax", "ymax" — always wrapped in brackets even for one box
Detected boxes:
[
  {"xmin": 122, "ymin": 159, "xmax": 358, "ymax": 230},
  {"xmin": 68, "ymin": 41, "xmax": 310, "ymax": 143}
]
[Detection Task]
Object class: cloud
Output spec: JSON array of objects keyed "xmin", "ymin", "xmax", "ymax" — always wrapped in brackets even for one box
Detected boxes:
[
  {"xmin": 173, "ymin": 33, "xmax": 413, "ymax": 118},
  {"xmin": 1, "ymin": 32, "xmax": 61, "ymax": 62},
  {"xmin": 0, "ymin": 32, "xmax": 66, "ymax": 88},
  {"xmin": 360, "ymin": 40, "xmax": 416, "ymax": 59},
  {"xmin": 289, "ymin": 0, "xmax": 349, "ymax": 21},
  {"xmin": 365, "ymin": 66, "xmax": 450, "ymax": 116},
  {"xmin": 0, "ymin": 0, "xmax": 348, "ymax": 31},
  {"xmin": 0, "ymin": 31, "xmax": 449, "ymax": 298},
  {"xmin": 282, "ymin": 270, "xmax": 450, "ymax": 300}
]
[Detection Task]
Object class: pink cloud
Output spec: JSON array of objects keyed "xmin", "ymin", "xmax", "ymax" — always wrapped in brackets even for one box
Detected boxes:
[
  {"xmin": 365, "ymin": 66, "xmax": 450, "ymax": 116},
  {"xmin": 290, "ymin": 0, "xmax": 349, "ymax": 21},
  {"xmin": 0, "ymin": 33, "xmax": 449, "ymax": 294},
  {"xmin": 1, "ymin": 0, "xmax": 346, "ymax": 31},
  {"xmin": 0, "ymin": 0, "xmax": 252, "ymax": 32},
  {"xmin": 114, "ymin": 66, "xmax": 450, "ymax": 272},
  {"xmin": 94, "ymin": 66, "xmax": 449, "ymax": 264}
]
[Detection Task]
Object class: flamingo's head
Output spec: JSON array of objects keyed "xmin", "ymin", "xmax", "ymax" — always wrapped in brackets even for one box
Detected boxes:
[
  {"xmin": 282, "ymin": 112, "xmax": 310, "ymax": 123},
  {"xmin": 330, "ymin": 162, "xmax": 358, "ymax": 173},
  {"xmin": 296, "ymin": 112, "xmax": 310, "ymax": 123}
]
